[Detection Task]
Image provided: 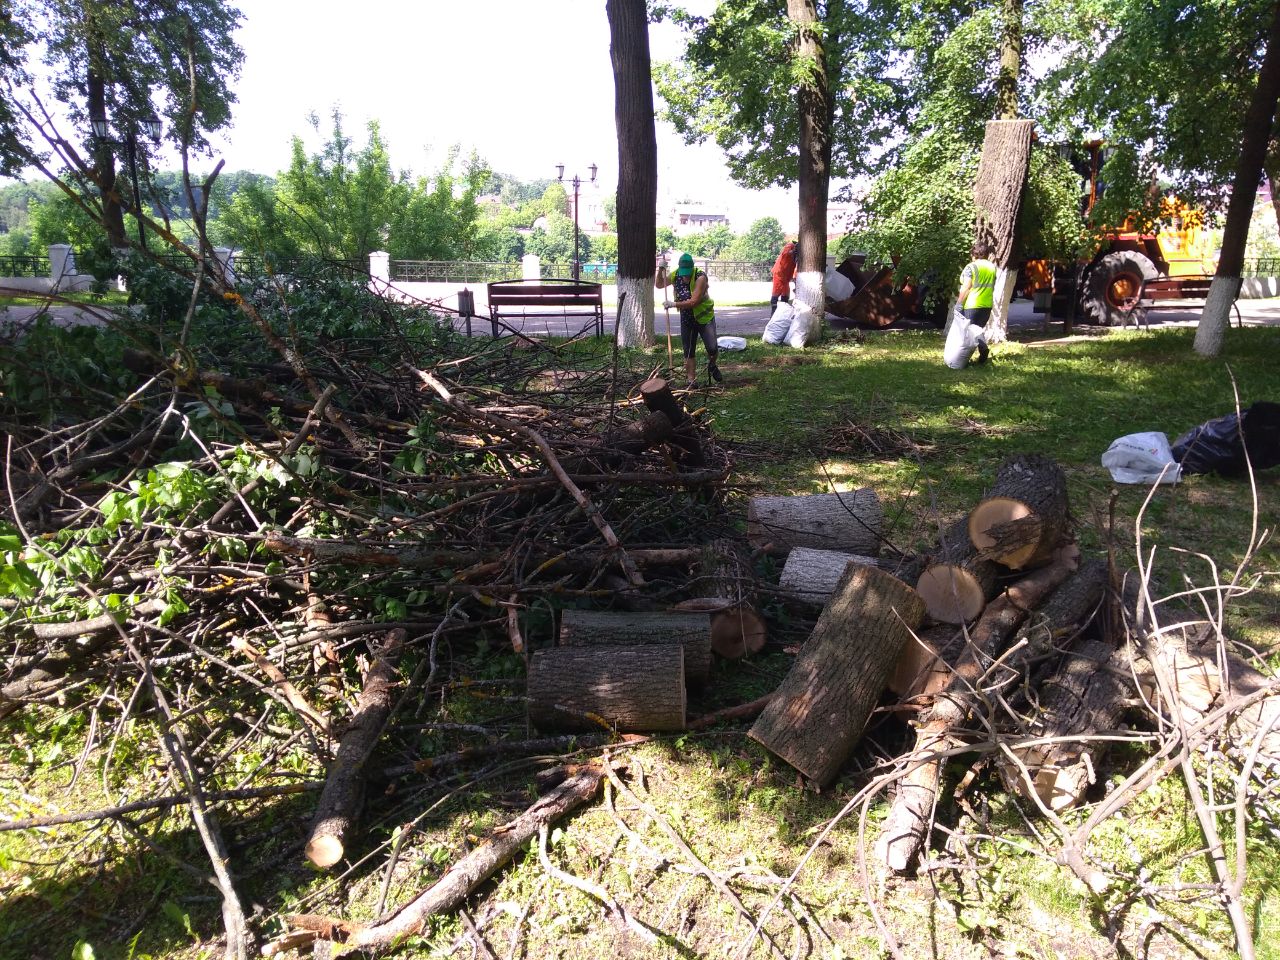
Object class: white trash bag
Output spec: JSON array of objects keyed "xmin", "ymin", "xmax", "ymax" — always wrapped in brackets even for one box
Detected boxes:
[
  {"xmin": 943, "ymin": 307, "xmax": 987, "ymax": 369},
  {"xmin": 786, "ymin": 301, "xmax": 820, "ymax": 349},
  {"xmin": 716, "ymin": 335, "xmax": 747, "ymax": 351},
  {"xmin": 1101, "ymin": 432, "xmax": 1182, "ymax": 484},
  {"xmin": 825, "ymin": 265, "xmax": 855, "ymax": 301},
  {"xmin": 763, "ymin": 302, "xmax": 793, "ymax": 345}
]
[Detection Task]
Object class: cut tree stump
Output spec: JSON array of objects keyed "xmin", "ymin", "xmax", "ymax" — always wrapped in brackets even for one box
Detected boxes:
[
  {"xmin": 968, "ymin": 455, "xmax": 1069, "ymax": 569},
  {"xmin": 916, "ymin": 518, "xmax": 1001, "ymax": 624},
  {"xmin": 528, "ymin": 644, "xmax": 686, "ymax": 732},
  {"xmin": 639, "ymin": 377, "xmax": 706, "ymax": 468},
  {"xmin": 779, "ymin": 546, "xmax": 880, "ymax": 606},
  {"xmin": 749, "ymin": 564, "xmax": 925, "ymax": 786},
  {"xmin": 305, "ymin": 629, "xmax": 405, "ymax": 869},
  {"xmin": 746, "ymin": 490, "xmax": 883, "ymax": 556},
  {"xmin": 558, "ymin": 609, "xmax": 712, "ymax": 684},
  {"xmin": 695, "ymin": 539, "xmax": 767, "ymax": 659}
]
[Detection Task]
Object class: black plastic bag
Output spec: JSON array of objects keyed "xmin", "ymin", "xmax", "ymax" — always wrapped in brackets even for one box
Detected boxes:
[{"xmin": 1172, "ymin": 401, "xmax": 1280, "ymax": 476}]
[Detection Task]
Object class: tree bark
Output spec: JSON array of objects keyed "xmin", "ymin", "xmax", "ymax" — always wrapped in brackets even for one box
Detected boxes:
[
  {"xmin": 608, "ymin": 0, "xmax": 657, "ymax": 348},
  {"xmin": 915, "ymin": 518, "xmax": 1001, "ymax": 624},
  {"xmin": 967, "ymin": 454, "xmax": 1069, "ymax": 569},
  {"xmin": 528, "ymin": 645, "xmax": 686, "ymax": 732},
  {"xmin": 746, "ymin": 489, "xmax": 883, "ymax": 556},
  {"xmin": 787, "ymin": 0, "xmax": 831, "ymax": 345},
  {"xmin": 779, "ymin": 546, "xmax": 880, "ymax": 606},
  {"xmin": 696, "ymin": 538, "xmax": 767, "ymax": 659},
  {"xmin": 995, "ymin": 0, "xmax": 1023, "ymax": 121},
  {"xmin": 1196, "ymin": 1, "xmax": 1280, "ymax": 357},
  {"xmin": 749, "ymin": 565, "xmax": 925, "ymax": 786},
  {"xmin": 973, "ymin": 119, "xmax": 1034, "ymax": 344},
  {"xmin": 305, "ymin": 629, "xmax": 405, "ymax": 869},
  {"xmin": 559, "ymin": 609, "xmax": 712, "ymax": 684},
  {"xmin": 87, "ymin": 59, "xmax": 127, "ymax": 249}
]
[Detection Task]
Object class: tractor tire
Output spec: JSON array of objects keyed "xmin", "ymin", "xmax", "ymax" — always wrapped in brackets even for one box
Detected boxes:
[{"xmin": 1081, "ymin": 250, "xmax": 1157, "ymax": 327}]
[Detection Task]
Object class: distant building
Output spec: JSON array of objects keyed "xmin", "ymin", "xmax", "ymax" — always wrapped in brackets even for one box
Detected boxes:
[
  {"xmin": 569, "ymin": 183, "xmax": 610, "ymax": 234},
  {"xmin": 668, "ymin": 204, "xmax": 730, "ymax": 235}
]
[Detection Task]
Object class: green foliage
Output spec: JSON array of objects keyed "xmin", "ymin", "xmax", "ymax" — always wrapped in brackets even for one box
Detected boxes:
[
  {"xmin": 727, "ymin": 216, "xmax": 784, "ymax": 262},
  {"xmin": 681, "ymin": 223, "xmax": 734, "ymax": 258},
  {"xmin": 1017, "ymin": 147, "xmax": 1090, "ymax": 263},
  {"xmin": 525, "ymin": 213, "xmax": 591, "ymax": 265}
]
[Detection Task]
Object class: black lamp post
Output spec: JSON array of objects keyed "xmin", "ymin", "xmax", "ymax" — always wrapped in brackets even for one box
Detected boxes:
[
  {"xmin": 557, "ymin": 162, "xmax": 597, "ymax": 280},
  {"xmin": 90, "ymin": 111, "xmax": 162, "ymax": 251}
]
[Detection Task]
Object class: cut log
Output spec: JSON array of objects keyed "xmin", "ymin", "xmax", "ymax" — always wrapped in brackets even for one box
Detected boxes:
[
  {"xmin": 527, "ymin": 644, "xmax": 686, "ymax": 732},
  {"xmin": 1008, "ymin": 559, "xmax": 1108, "ymax": 690},
  {"xmin": 639, "ymin": 377, "xmax": 706, "ymax": 468},
  {"xmin": 746, "ymin": 490, "xmax": 883, "ymax": 556},
  {"xmin": 696, "ymin": 539, "xmax": 767, "ymax": 659},
  {"xmin": 888, "ymin": 624, "xmax": 962, "ymax": 700},
  {"xmin": 779, "ymin": 546, "xmax": 880, "ymax": 606},
  {"xmin": 281, "ymin": 764, "xmax": 606, "ymax": 954},
  {"xmin": 915, "ymin": 518, "xmax": 1001, "ymax": 624},
  {"xmin": 559, "ymin": 609, "xmax": 712, "ymax": 684},
  {"xmin": 968, "ymin": 455, "xmax": 1069, "ymax": 569},
  {"xmin": 877, "ymin": 547, "xmax": 1078, "ymax": 874},
  {"xmin": 749, "ymin": 564, "xmax": 926, "ymax": 786},
  {"xmin": 305, "ymin": 629, "xmax": 405, "ymax": 869}
]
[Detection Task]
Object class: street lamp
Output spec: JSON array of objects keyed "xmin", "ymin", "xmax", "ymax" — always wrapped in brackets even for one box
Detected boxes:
[
  {"xmin": 557, "ymin": 162, "xmax": 597, "ymax": 281},
  {"xmin": 90, "ymin": 110, "xmax": 162, "ymax": 251}
]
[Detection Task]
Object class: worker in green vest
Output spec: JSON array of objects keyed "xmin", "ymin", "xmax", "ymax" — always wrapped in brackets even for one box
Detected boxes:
[
  {"xmin": 956, "ymin": 238, "xmax": 997, "ymax": 327},
  {"xmin": 657, "ymin": 252, "xmax": 720, "ymax": 388}
]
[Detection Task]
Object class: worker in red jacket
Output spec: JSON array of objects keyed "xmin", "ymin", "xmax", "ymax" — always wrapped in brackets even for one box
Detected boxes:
[{"xmin": 770, "ymin": 239, "xmax": 797, "ymax": 315}]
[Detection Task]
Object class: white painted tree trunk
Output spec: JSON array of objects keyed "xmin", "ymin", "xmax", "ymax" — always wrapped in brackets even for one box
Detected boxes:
[
  {"xmin": 615, "ymin": 276, "xmax": 655, "ymax": 348},
  {"xmin": 1193, "ymin": 276, "xmax": 1242, "ymax": 357},
  {"xmin": 790, "ymin": 270, "xmax": 826, "ymax": 347},
  {"xmin": 984, "ymin": 267, "xmax": 1017, "ymax": 344}
]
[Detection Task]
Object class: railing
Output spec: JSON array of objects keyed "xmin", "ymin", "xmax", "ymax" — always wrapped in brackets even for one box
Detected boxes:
[
  {"xmin": 0, "ymin": 255, "xmax": 52, "ymax": 278},
  {"xmin": 1242, "ymin": 257, "xmax": 1280, "ymax": 277},
  {"xmin": 702, "ymin": 260, "xmax": 772, "ymax": 282},
  {"xmin": 392, "ymin": 261, "xmax": 525, "ymax": 284}
]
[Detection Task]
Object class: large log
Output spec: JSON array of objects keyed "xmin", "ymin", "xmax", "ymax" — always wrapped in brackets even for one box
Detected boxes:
[
  {"xmin": 749, "ymin": 564, "xmax": 925, "ymax": 786},
  {"xmin": 915, "ymin": 518, "xmax": 1001, "ymax": 624},
  {"xmin": 877, "ymin": 547, "xmax": 1078, "ymax": 873},
  {"xmin": 968, "ymin": 455, "xmax": 1070, "ymax": 570},
  {"xmin": 779, "ymin": 546, "xmax": 880, "ymax": 606},
  {"xmin": 639, "ymin": 377, "xmax": 706, "ymax": 468},
  {"xmin": 527, "ymin": 644, "xmax": 686, "ymax": 732},
  {"xmin": 696, "ymin": 539, "xmax": 767, "ymax": 659},
  {"xmin": 746, "ymin": 490, "xmax": 883, "ymax": 556},
  {"xmin": 559, "ymin": 609, "xmax": 712, "ymax": 684},
  {"xmin": 305, "ymin": 629, "xmax": 405, "ymax": 869}
]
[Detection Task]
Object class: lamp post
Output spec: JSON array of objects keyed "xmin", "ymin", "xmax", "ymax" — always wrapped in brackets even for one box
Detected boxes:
[
  {"xmin": 556, "ymin": 162, "xmax": 597, "ymax": 280},
  {"xmin": 90, "ymin": 111, "xmax": 162, "ymax": 251}
]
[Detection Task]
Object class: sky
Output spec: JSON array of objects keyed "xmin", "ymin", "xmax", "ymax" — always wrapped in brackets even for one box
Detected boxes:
[{"xmin": 206, "ymin": 0, "xmax": 801, "ymax": 231}]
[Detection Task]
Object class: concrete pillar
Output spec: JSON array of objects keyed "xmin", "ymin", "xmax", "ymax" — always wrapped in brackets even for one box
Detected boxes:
[
  {"xmin": 370, "ymin": 250, "xmax": 390, "ymax": 284},
  {"xmin": 48, "ymin": 244, "xmax": 74, "ymax": 285},
  {"xmin": 522, "ymin": 254, "xmax": 541, "ymax": 281},
  {"xmin": 213, "ymin": 247, "xmax": 236, "ymax": 285}
]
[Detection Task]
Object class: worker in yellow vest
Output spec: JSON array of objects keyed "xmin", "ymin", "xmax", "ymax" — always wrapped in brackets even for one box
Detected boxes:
[{"xmin": 946, "ymin": 239, "xmax": 994, "ymax": 368}]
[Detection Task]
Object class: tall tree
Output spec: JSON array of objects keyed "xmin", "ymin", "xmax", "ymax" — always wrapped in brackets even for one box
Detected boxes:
[
  {"xmin": 607, "ymin": 0, "xmax": 657, "ymax": 348},
  {"xmin": 1195, "ymin": 3, "xmax": 1280, "ymax": 357}
]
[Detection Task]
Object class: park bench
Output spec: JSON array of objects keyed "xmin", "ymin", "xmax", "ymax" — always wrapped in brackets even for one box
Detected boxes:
[
  {"xmin": 1121, "ymin": 275, "xmax": 1242, "ymax": 331},
  {"xmin": 484, "ymin": 278, "xmax": 604, "ymax": 338}
]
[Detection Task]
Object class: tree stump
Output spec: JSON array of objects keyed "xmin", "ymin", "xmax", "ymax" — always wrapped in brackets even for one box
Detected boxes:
[
  {"xmin": 779, "ymin": 546, "xmax": 880, "ymax": 606},
  {"xmin": 558, "ymin": 609, "xmax": 712, "ymax": 684},
  {"xmin": 639, "ymin": 377, "xmax": 705, "ymax": 468},
  {"xmin": 968, "ymin": 455, "xmax": 1069, "ymax": 569},
  {"xmin": 586, "ymin": 410, "xmax": 674, "ymax": 469},
  {"xmin": 527, "ymin": 645, "xmax": 685, "ymax": 732},
  {"xmin": 915, "ymin": 518, "xmax": 1001, "ymax": 624},
  {"xmin": 746, "ymin": 490, "xmax": 883, "ymax": 556},
  {"xmin": 749, "ymin": 564, "xmax": 925, "ymax": 786},
  {"xmin": 694, "ymin": 539, "xmax": 767, "ymax": 659}
]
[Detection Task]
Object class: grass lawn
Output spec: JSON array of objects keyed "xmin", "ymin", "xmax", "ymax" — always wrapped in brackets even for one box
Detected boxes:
[
  {"xmin": 2, "ymin": 319, "xmax": 1277, "ymax": 960},
  {"xmin": 0, "ymin": 290, "xmax": 128, "ymax": 308}
]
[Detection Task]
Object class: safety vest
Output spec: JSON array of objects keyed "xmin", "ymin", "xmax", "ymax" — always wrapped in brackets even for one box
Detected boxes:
[
  {"xmin": 964, "ymin": 259, "xmax": 997, "ymax": 310},
  {"xmin": 690, "ymin": 268, "xmax": 715, "ymax": 325}
]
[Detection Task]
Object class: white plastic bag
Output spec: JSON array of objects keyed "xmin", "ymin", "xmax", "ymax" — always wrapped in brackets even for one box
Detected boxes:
[
  {"xmin": 943, "ymin": 308, "xmax": 986, "ymax": 369},
  {"xmin": 1101, "ymin": 432, "xmax": 1182, "ymax": 484},
  {"xmin": 763, "ymin": 302, "xmax": 793, "ymax": 345},
  {"xmin": 825, "ymin": 265, "xmax": 855, "ymax": 301},
  {"xmin": 786, "ymin": 301, "xmax": 820, "ymax": 348},
  {"xmin": 716, "ymin": 335, "xmax": 746, "ymax": 351}
]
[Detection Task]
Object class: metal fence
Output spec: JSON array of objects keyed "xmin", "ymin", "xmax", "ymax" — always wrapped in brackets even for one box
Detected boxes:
[
  {"xmin": 1242, "ymin": 257, "xmax": 1280, "ymax": 277},
  {"xmin": 0, "ymin": 255, "xmax": 52, "ymax": 278},
  {"xmin": 389, "ymin": 259, "xmax": 773, "ymax": 285}
]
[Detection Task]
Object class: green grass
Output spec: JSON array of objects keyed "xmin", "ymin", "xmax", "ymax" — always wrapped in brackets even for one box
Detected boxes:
[{"xmin": 0, "ymin": 290, "xmax": 128, "ymax": 307}]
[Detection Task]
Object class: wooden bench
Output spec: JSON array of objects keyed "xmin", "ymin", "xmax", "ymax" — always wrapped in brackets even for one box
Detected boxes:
[
  {"xmin": 1121, "ymin": 275, "xmax": 1241, "ymax": 331},
  {"xmin": 484, "ymin": 278, "xmax": 604, "ymax": 338}
]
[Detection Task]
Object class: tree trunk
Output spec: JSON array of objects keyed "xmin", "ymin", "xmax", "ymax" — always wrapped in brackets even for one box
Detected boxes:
[
  {"xmin": 967, "ymin": 454, "xmax": 1069, "ymax": 569},
  {"xmin": 558, "ymin": 609, "xmax": 712, "ymax": 684},
  {"xmin": 695, "ymin": 538, "xmax": 766, "ymax": 659},
  {"xmin": 528, "ymin": 645, "xmax": 686, "ymax": 732},
  {"xmin": 608, "ymin": 0, "xmax": 657, "ymax": 348},
  {"xmin": 749, "ymin": 565, "xmax": 925, "ymax": 786},
  {"xmin": 915, "ymin": 518, "xmax": 1001, "ymax": 624},
  {"xmin": 877, "ymin": 549, "xmax": 1077, "ymax": 873},
  {"xmin": 305, "ymin": 629, "xmax": 405, "ymax": 869},
  {"xmin": 639, "ymin": 377, "xmax": 706, "ymax": 468},
  {"xmin": 995, "ymin": 0, "xmax": 1023, "ymax": 120},
  {"xmin": 973, "ymin": 119, "xmax": 1034, "ymax": 345},
  {"xmin": 1196, "ymin": 1, "xmax": 1280, "ymax": 357},
  {"xmin": 787, "ymin": 0, "xmax": 831, "ymax": 346},
  {"xmin": 779, "ymin": 546, "xmax": 880, "ymax": 606},
  {"xmin": 87, "ymin": 60, "xmax": 126, "ymax": 249},
  {"xmin": 746, "ymin": 489, "xmax": 883, "ymax": 556}
]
